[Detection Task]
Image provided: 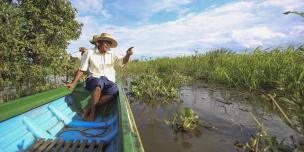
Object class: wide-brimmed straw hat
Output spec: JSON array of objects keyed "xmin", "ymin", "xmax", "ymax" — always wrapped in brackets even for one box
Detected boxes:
[
  {"xmin": 89, "ymin": 33, "xmax": 118, "ymax": 48},
  {"xmin": 89, "ymin": 35, "xmax": 99, "ymax": 45}
]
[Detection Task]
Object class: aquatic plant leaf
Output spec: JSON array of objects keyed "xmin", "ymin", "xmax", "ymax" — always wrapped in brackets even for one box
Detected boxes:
[{"xmin": 165, "ymin": 108, "xmax": 201, "ymax": 132}]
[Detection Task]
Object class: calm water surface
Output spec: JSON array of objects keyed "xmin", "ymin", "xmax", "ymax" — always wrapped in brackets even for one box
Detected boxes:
[{"xmin": 129, "ymin": 82, "xmax": 300, "ymax": 152}]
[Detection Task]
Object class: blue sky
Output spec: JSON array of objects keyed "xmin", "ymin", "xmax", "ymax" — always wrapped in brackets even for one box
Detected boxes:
[{"xmin": 68, "ymin": 0, "xmax": 304, "ymax": 58}]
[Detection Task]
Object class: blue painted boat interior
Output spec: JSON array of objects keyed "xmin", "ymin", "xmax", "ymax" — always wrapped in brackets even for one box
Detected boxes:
[{"xmin": 0, "ymin": 95, "xmax": 119, "ymax": 152}]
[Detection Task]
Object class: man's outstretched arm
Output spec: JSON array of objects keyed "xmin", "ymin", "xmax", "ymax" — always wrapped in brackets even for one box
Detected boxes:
[
  {"xmin": 66, "ymin": 70, "xmax": 84, "ymax": 90},
  {"xmin": 66, "ymin": 48, "xmax": 90, "ymax": 90},
  {"xmin": 123, "ymin": 47, "xmax": 134, "ymax": 64}
]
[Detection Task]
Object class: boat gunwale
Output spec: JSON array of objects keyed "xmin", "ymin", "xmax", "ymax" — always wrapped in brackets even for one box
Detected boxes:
[
  {"xmin": 0, "ymin": 86, "xmax": 72, "ymax": 122},
  {"xmin": 0, "ymin": 76, "xmax": 145, "ymax": 152},
  {"xmin": 116, "ymin": 77, "xmax": 144, "ymax": 152}
]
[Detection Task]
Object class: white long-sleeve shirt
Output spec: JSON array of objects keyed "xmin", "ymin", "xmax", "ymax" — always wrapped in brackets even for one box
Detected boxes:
[{"xmin": 79, "ymin": 48, "xmax": 124, "ymax": 82}]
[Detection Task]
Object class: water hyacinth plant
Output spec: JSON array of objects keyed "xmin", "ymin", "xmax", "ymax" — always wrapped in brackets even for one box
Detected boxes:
[
  {"xmin": 129, "ymin": 73, "xmax": 179, "ymax": 103},
  {"xmin": 165, "ymin": 107, "xmax": 201, "ymax": 132},
  {"xmin": 125, "ymin": 46, "xmax": 304, "ymax": 131}
]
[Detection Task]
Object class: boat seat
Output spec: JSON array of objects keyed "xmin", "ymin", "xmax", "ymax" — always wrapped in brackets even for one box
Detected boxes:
[
  {"xmin": 27, "ymin": 138, "xmax": 104, "ymax": 152},
  {"xmin": 22, "ymin": 116, "xmax": 54, "ymax": 139}
]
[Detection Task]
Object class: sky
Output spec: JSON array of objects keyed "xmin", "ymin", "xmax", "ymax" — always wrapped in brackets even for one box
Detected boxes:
[{"xmin": 68, "ymin": 0, "xmax": 304, "ymax": 58}]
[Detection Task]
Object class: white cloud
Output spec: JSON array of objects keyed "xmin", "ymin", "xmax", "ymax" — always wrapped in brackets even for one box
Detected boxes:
[
  {"xmin": 72, "ymin": 0, "xmax": 111, "ymax": 18},
  {"xmin": 231, "ymin": 27, "xmax": 286, "ymax": 48},
  {"xmin": 155, "ymin": 0, "xmax": 193, "ymax": 12},
  {"xmin": 68, "ymin": 0, "xmax": 304, "ymax": 58},
  {"xmin": 110, "ymin": 0, "xmax": 193, "ymax": 22},
  {"xmin": 259, "ymin": 1, "xmax": 302, "ymax": 12}
]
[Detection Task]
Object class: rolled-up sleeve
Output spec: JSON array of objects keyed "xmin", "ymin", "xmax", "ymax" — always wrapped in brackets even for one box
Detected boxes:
[
  {"xmin": 113, "ymin": 52, "xmax": 124, "ymax": 67},
  {"xmin": 79, "ymin": 51, "xmax": 90, "ymax": 71}
]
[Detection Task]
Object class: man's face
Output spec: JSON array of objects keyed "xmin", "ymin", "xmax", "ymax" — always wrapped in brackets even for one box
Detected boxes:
[{"xmin": 97, "ymin": 40, "xmax": 111, "ymax": 53}]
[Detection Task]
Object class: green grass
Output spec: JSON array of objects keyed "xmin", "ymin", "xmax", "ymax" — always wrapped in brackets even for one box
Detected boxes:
[
  {"xmin": 125, "ymin": 46, "xmax": 304, "ymax": 129},
  {"xmin": 126, "ymin": 47, "xmax": 304, "ymax": 93}
]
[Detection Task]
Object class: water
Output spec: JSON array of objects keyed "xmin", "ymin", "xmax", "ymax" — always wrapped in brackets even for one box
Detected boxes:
[{"xmin": 129, "ymin": 82, "xmax": 301, "ymax": 152}]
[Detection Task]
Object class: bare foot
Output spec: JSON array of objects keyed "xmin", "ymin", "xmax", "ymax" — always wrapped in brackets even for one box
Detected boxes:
[
  {"xmin": 82, "ymin": 107, "xmax": 91, "ymax": 120},
  {"xmin": 85, "ymin": 115, "xmax": 95, "ymax": 122}
]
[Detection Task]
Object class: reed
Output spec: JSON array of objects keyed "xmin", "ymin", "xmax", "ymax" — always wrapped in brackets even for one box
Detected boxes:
[
  {"xmin": 126, "ymin": 46, "xmax": 304, "ymax": 93},
  {"xmin": 125, "ymin": 46, "xmax": 304, "ymax": 129},
  {"xmin": 234, "ymin": 113, "xmax": 303, "ymax": 152}
]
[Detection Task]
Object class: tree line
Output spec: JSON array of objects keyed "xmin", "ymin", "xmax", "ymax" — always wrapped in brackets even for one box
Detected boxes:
[{"xmin": 0, "ymin": 0, "xmax": 82, "ymax": 102}]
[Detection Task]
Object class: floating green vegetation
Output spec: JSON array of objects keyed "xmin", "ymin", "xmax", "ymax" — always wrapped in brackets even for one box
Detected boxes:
[
  {"xmin": 126, "ymin": 47, "xmax": 304, "ymax": 93},
  {"xmin": 165, "ymin": 107, "xmax": 201, "ymax": 132},
  {"xmin": 125, "ymin": 46, "xmax": 304, "ymax": 130},
  {"xmin": 128, "ymin": 69, "xmax": 192, "ymax": 103},
  {"xmin": 130, "ymin": 74, "xmax": 178, "ymax": 102}
]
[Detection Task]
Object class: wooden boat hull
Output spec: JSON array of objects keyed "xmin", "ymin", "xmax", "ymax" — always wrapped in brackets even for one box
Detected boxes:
[{"xmin": 0, "ymin": 78, "xmax": 144, "ymax": 152}]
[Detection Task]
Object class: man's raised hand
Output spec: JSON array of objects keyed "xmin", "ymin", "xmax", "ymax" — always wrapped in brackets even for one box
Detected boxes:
[{"xmin": 126, "ymin": 47, "xmax": 134, "ymax": 56}]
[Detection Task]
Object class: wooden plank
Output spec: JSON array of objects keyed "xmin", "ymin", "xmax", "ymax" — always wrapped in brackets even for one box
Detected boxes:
[
  {"xmin": 62, "ymin": 140, "xmax": 73, "ymax": 152},
  {"xmin": 87, "ymin": 140, "xmax": 96, "ymax": 152},
  {"xmin": 70, "ymin": 140, "xmax": 80, "ymax": 152},
  {"xmin": 53, "ymin": 139, "xmax": 64, "ymax": 152},
  {"xmin": 37, "ymin": 139, "xmax": 52, "ymax": 152},
  {"xmin": 97, "ymin": 141, "xmax": 104, "ymax": 152},
  {"xmin": 27, "ymin": 138, "xmax": 44, "ymax": 152},
  {"xmin": 44, "ymin": 139, "xmax": 59, "ymax": 152},
  {"xmin": 78, "ymin": 139, "xmax": 88, "ymax": 152}
]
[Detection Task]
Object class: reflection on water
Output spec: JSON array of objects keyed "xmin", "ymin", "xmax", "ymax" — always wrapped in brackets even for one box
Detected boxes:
[{"xmin": 130, "ymin": 82, "xmax": 300, "ymax": 152}]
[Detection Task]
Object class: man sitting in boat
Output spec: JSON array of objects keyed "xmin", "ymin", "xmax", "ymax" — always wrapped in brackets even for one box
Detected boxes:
[{"xmin": 66, "ymin": 33, "xmax": 133, "ymax": 121}]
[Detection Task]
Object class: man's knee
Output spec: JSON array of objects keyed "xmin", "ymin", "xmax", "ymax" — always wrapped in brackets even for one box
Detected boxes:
[
  {"xmin": 94, "ymin": 86, "xmax": 102, "ymax": 92},
  {"xmin": 92, "ymin": 100, "xmax": 99, "ymax": 106}
]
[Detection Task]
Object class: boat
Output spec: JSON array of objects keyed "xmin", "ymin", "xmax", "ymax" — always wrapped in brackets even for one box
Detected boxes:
[{"xmin": 0, "ymin": 77, "xmax": 144, "ymax": 152}]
